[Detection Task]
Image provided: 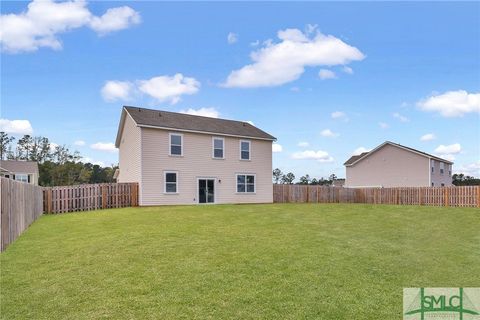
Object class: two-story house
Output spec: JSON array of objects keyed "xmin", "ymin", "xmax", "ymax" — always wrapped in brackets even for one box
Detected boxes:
[
  {"xmin": 344, "ymin": 141, "xmax": 453, "ymax": 187},
  {"xmin": 115, "ymin": 106, "xmax": 276, "ymax": 205}
]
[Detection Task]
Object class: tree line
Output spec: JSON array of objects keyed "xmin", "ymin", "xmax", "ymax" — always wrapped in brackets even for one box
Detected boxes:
[
  {"xmin": 452, "ymin": 174, "xmax": 480, "ymax": 186},
  {"xmin": 273, "ymin": 168, "xmax": 340, "ymax": 185},
  {"xmin": 1, "ymin": 132, "xmax": 117, "ymax": 186},
  {"xmin": 273, "ymin": 169, "xmax": 479, "ymax": 186}
]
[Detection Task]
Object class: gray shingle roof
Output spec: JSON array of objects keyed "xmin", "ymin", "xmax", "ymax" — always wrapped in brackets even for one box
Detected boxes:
[
  {"xmin": 124, "ymin": 106, "xmax": 276, "ymax": 141},
  {"xmin": 343, "ymin": 152, "xmax": 369, "ymax": 165},
  {"xmin": 343, "ymin": 141, "xmax": 454, "ymax": 166},
  {"xmin": 0, "ymin": 160, "xmax": 39, "ymax": 174}
]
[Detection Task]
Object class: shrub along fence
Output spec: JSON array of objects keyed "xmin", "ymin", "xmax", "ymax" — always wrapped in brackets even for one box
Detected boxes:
[
  {"xmin": 273, "ymin": 184, "xmax": 480, "ymax": 207},
  {"xmin": 1, "ymin": 177, "xmax": 44, "ymax": 251},
  {"xmin": 43, "ymin": 183, "xmax": 139, "ymax": 214}
]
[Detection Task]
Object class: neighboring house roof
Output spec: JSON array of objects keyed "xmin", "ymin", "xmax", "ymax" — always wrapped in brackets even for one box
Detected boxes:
[
  {"xmin": 343, "ymin": 141, "xmax": 454, "ymax": 166},
  {"xmin": 0, "ymin": 160, "xmax": 39, "ymax": 174},
  {"xmin": 344, "ymin": 152, "xmax": 369, "ymax": 166},
  {"xmin": 116, "ymin": 106, "xmax": 276, "ymax": 147}
]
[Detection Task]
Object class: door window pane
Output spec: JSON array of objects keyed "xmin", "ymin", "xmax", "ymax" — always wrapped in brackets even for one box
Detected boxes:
[{"xmin": 207, "ymin": 180, "xmax": 214, "ymax": 203}]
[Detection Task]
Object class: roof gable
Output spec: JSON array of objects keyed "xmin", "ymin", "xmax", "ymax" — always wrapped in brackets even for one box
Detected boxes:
[
  {"xmin": 116, "ymin": 106, "xmax": 276, "ymax": 147},
  {"xmin": 344, "ymin": 141, "xmax": 454, "ymax": 166}
]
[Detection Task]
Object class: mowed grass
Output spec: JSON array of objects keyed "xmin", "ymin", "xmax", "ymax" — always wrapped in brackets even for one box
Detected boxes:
[{"xmin": 1, "ymin": 204, "xmax": 479, "ymax": 319}]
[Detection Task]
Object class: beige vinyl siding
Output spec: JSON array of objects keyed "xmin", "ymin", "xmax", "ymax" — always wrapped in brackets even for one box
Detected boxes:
[
  {"xmin": 117, "ymin": 114, "xmax": 142, "ymax": 184},
  {"xmin": 140, "ymin": 128, "xmax": 272, "ymax": 205},
  {"xmin": 346, "ymin": 144, "xmax": 430, "ymax": 187}
]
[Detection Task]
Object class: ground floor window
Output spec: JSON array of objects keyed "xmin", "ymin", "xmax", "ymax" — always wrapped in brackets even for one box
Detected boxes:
[
  {"xmin": 237, "ymin": 174, "xmax": 255, "ymax": 193},
  {"xmin": 15, "ymin": 174, "xmax": 29, "ymax": 183},
  {"xmin": 164, "ymin": 171, "xmax": 178, "ymax": 193}
]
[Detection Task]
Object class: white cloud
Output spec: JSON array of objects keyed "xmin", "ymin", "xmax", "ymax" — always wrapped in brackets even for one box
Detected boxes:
[
  {"xmin": 179, "ymin": 107, "xmax": 219, "ymax": 118},
  {"xmin": 74, "ymin": 140, "xmax": 86, "ymax": 146},
  {"xmin": 49, "ymin": 142, "xmax": 59, "ymax": 152},
  {"xmin": 352, "ymin": 147, "xmax": 371, "ymax": 156},
  {"xmin": 291, "ymin": 150, "xmax": 334, "ymax": 162},
  {"xmin": 82, "ymin": 157, "xmax": 105, "ymax": 167},
  {"xmin": 138, "ymin": 74, "xmax": 200, "ymax": 104},
  {"xmin": 0, "ymin": 119, "xmax": 33, "ymax": 135},
  {"xmin": 417, "ymin": 90, "xmax": 480, "ymax": 117},
  {"xmin": 434, "ymin": 143, "xmax": 461, "ymax": 155},
  {"xmin": 342, "ymin": 66, "xmax": 353, "ymax": 74},
  {"xmin": 298, "ymin": 141, "xmax": 309, "ymax": 147},
  {"xmin": 227, "ymin": 32, "xmax": 238, "ymax": 44},
  {"xmin": 91, "ymin": 142, "xmax": 118, "ymax": 153},
  {"xmin": 245, "ymin": 120, "xmax": 255, "ymax": 126},
  {"xmin": 222, "ymin": 28, "xmax": 365, "ymax": 88},
  {"xmin": 393, "ymin": 112, "xmax": 409, "ymax": 122},
  {"xmin": 455, "ymin": 161, "xmax": 480, "ymax": 176},
  {"xmin": 437, "ymin": 154, "xmax": 456, "ymax": 162},
  {"xmin": 331, "ymin": 111, "xmax": 347, "ymax": 120},
  {"xmin": 272, "ymin": 143, "xmax": 283, "ymax": 153},
  {"xmin": 379, "ymin": 122, "xmax": 389, "ymax": 129},
  {"xmin": 0, "ymin": 0, "xmax": 140, "ymax": 53},
  {"xmin": 320, "ymin": 129, "xmax": 339, "ymax": 137},
  {"xmin": 318, "ymin": 69, "xmax": 337, "ymax": 80},
  {"xmin": 290, "ymin": 86, "xmax": 300, "ymax": 92},
  {"xmin": 420, "ymin": 133, "xmax": 436, "ymax": 142},
  {"xmin": 101, "ymin": 80, "xmax": 133, "ymax": 102},
  {"xmin": 89, "ymin": 6, "xmax": 140, "ymax": 35},
  {"xmin": 250, "ymin": 40, "xmax": 260, "ymax": 47}
]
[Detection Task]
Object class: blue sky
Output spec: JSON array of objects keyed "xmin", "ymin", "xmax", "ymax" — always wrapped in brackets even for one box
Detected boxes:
[{"xmin": 1, "ymin": 1, "xmax": 479, "ymax": 179}]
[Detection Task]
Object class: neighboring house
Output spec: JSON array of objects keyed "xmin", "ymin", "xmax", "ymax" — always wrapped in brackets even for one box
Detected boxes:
[
  {"xmin": 332, "ymin": 178, "xmax": 346, "ymax": 187},
  {"xmin": 115, "ymin": 106, "xmax": 276, "ymax": 205},
  {"xmin": 0, "ymin": 160, "xmax": 39, "ymax": 185},
  {"xmin": 344, "ymin": 141, "xmax": 453, "ymax": 187}
]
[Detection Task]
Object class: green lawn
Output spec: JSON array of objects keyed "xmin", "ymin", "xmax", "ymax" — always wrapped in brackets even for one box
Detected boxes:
[{"xmin": 1, "ymin": 204, "xmax": 479, "ymax": 319}]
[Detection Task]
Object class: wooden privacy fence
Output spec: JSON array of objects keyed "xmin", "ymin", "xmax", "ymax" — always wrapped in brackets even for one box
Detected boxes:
[
  {"xmin": 1, "ymin": 177, "xmax": 44, "ymax": 251},
  {"xmin": 273, "ymin": 184, "xmax": 480, "ymax": 207},
  {"xmin": 43, "ymin": 183, "xmax": 139, "ymax": 214}
]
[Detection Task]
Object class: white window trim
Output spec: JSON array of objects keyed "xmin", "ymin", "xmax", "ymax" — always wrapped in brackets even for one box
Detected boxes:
[
  {"xmin": 239, "ymin": 140, "xmax": 251, "ymax": 161},
  {"xmin": 235, "ymin": 173, "xmax": 256, "ymax": 194},
  {"xmin": 212, "ymin": 137, "xmax": 225, "ymax": 159},
  {"xmin": 169, "ymin": 133, "xmax": 184, "ymax": 157},
  {"xmin": 440, "ymin": 162, "xmax": 445, "ymax": 175},
  {"xmin": 163, "ymin": 171, "xmax": 179, "ymax": 194}
]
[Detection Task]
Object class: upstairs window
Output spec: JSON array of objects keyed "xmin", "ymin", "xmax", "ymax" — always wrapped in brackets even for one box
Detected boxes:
[
  {"xmin": 431, "ymin": 160, "xmax": 435, "ymax": 173},
  {"xmin": 237, "ymin": 174, "xmax": 255, "ymax": 193},
  {"xmin": 213, "ymin": 137, "xmax": 224, "ymax": 159},
  {"xmin": 169, "ymin": 133, "xmax": 183, "ymax": 156},
  {"xmin": 240, "ymin": 140, "xmax": 251, "ymax": 160},
  {"xmin": 164, "ymin": 171, "xmax": 178, "ymax": 193},
  {"xmin": 448, "ymin": 164, "xmax": 452, "ymax": 176},
  {"xmin": 440, "ymin": 162, "xmax": 445, "ymax": 175}
]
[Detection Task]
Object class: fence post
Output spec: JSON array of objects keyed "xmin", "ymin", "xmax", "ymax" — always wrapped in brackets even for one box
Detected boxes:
[
  {"xmin": 47, "ymin": 188, "xmax": 52, "ymax": 213},
  {"xmin": 102, "ymin": 185, "xmax": 107, "ymax": 209},
  {"xmin": 444, "ymin": 188, "xmax": 449, "ymax": 207},
  {"xmin": 477, "ymin": 186, "xmax": 480, "ymax": 208}
]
